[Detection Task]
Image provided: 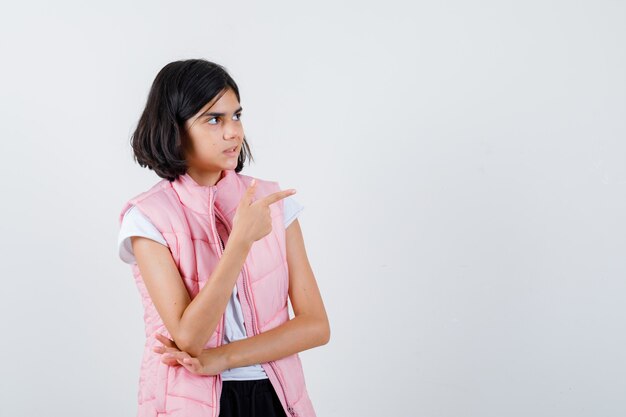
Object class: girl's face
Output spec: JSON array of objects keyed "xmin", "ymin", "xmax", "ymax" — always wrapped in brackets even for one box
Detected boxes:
[{"xmin": 183, "ymin": 88, "xmax": 244, "ymax": 183}]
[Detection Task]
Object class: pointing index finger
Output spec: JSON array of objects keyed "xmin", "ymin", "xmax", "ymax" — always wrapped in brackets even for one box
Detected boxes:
[{"xmin": 260, "ymin": 189, "xmax": 297, "ymax": 206}]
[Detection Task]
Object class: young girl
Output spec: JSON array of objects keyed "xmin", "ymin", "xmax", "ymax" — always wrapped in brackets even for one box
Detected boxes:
[{"xmin": 117, "ymin": 59, "xmax": 329, "ymax": 417}]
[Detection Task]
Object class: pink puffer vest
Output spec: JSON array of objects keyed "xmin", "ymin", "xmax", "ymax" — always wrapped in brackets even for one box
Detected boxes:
[{"xmin": 118, "ymin": 168, "xmax": 316, "ymax": 417}]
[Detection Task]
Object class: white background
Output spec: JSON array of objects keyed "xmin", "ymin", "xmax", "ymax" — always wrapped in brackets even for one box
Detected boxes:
[{"xmin": 1, "ymin": 1, "xmax": 624, "ymax": 416}]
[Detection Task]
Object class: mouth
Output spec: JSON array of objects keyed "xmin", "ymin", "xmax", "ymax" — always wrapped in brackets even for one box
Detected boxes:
[{"xmin": 223, "ymin": 146, "xmax": 238, "ymax": 153}]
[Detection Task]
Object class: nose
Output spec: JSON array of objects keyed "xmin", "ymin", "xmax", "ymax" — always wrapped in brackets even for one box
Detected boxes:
[{"xmin": 224, "ymin": 119, "xmax": 242, "ymax": 141}]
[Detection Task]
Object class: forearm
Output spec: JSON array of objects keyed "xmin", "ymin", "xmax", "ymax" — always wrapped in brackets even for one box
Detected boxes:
[
  {"xmin": 178, "ymin": 232, "xmax": 252, "ymax": 357},
  {"xmin": 216, "ymin": 314, "xmax": 329, "ymax": 369}
]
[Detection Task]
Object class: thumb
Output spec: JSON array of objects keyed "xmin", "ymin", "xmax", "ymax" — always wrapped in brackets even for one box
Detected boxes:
[{"xmin": 239, "ymin": 178, "xmax": 257, "ymax": 207}]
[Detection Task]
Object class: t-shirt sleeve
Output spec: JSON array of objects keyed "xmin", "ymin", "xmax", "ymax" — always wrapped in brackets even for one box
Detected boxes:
[
  {"xmin": 118, "ymin": 205, "xmax": 169, "ymax": 264},
  {"xmin": 283, "ymin": 195, "xmax": 304, "ymax": 228}
]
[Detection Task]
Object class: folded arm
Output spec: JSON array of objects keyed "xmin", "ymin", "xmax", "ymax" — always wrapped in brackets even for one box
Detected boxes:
[{"xmin": 132, "ymin": 230, "xmax": 252, "ymax": 358}]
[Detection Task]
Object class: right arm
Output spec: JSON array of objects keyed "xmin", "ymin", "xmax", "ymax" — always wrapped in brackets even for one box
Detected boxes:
[
  {"xmin": 132, "ymin": 231, "xmax": 252, "ymax": 358},
  {"xmin": 131, "ymin": 179, "xmax": 296, "ymax": 358}
]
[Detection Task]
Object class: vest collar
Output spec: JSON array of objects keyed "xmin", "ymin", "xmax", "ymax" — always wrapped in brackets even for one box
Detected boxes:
[{"xmin": 169, "ymin": 169, "xmax": 243, "ymax": 217}]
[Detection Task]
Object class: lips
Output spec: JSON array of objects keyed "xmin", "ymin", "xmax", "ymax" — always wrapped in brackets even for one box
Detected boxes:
[{"xmin": 224, "ymin": 146, "xmax": 238, "ymax": 153}]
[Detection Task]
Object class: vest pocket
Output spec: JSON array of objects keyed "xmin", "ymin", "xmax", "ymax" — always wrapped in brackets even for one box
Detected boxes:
[
  {"xmin": 273, "ymin": 353, "xmax": 306, "ymax": 408},
  {"xmin": 165, "ymin": 366, "xmax": 217, "ymax": 406},
  {"xmin": 154, "ymin": 359, "xmax": 169, "ymax": 412}
]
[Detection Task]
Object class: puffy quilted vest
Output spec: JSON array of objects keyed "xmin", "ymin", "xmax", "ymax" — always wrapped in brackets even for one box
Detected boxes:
[{"xmin": 118, "ymin": 168, "xmax": 316, "ymax": 417}]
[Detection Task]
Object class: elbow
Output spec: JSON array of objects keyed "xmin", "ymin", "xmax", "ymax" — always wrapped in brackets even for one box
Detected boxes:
[
  {"xmin": 174, "ymin": 333, "xmax": 204, "ymax": 358},
  {"xmin": 316, "ymin": 319, "xmax": 331, "ymax": 346},
  {"xmin": 322, "ymin": 324, "xmax": 331, "ymax": 345},
  {"xmin": 180, "ymin": 343, "xmax": 203, "ymax": 359}
]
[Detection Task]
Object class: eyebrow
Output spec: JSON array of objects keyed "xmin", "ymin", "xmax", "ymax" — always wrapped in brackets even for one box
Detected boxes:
[{"xmin": 199, "ymin": 106, "xmax": 243, "ymax": 118}]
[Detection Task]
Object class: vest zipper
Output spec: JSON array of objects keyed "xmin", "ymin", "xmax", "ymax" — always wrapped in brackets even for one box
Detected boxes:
[
  {"xmin": 213, "ymin": 205, "xmax": 296, "ymax": 417},
  {"xmin": 209, "ymin": 191, "xmax": 224, "ymax": 417},
  {"xmin": 241, "ymin": 260, "xmax": 296, "ymax": 416}
]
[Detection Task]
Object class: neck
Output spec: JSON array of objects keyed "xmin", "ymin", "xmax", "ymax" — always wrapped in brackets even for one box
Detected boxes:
[{"xmin": 186, "ymin": 168, "xmax": 225, "ymax": 187}]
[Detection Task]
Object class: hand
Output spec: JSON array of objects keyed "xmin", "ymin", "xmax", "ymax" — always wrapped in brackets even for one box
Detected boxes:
[
  {"xmin": 153, "ymin": 333, "xmax": 229, "ymax": 376},
  {"xmin": 152, "ymin": 333, "xmax": 184, "ymax": 367},
  {"xmin": 231, "ymin": 178, "xmax": 296, "ymax": 245}
]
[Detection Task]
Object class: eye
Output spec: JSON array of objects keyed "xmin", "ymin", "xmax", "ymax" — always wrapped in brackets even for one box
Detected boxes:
[{"xmin": 207, "ymin": 113, "xmax": 242, "ymax": 125}]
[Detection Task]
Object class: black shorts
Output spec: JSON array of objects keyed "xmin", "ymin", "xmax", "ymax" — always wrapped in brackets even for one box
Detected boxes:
[{"xmin": 219, "ymin": 378, "xmax": 287, "ymax": 417}]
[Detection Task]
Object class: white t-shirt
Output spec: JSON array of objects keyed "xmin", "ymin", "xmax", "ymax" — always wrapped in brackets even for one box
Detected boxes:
[{"xmin": 118, "ymin": 195, "xmax": 304, "ymax": 381}]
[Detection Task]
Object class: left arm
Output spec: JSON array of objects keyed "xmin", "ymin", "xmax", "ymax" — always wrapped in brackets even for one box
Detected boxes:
[{"xmin": 219, "ymin": 218, "xmax": 330, "ymax": 369}]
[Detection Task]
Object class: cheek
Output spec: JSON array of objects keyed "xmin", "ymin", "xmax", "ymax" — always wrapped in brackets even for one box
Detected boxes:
[
  {"xmin": 189, "ymin": 131, "xmax": 218, "ymax": 152},
  {"xmin": 196, "ymin": 141, "xmax": 224, "ymax": 160}
]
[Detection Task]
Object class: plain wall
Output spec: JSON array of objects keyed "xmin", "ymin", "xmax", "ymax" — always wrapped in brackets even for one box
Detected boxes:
[{"xmin": 0, "ymin": 1, "xmax": 624, "ymax": 416}]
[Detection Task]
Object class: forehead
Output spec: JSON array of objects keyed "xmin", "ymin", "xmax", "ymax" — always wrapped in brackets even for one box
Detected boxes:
[{"xmin": 199, "ymin": 88, "xmax": 239, "ymax": 113}]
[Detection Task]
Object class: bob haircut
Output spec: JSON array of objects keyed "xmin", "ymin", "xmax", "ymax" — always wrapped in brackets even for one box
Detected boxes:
[{"xmin": 130, "ymin": 59, "xmax": 254, "ymax": 181}]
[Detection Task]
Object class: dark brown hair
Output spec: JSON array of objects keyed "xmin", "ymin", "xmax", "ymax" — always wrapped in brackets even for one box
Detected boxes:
[{"xmin": 130, "ymin": 59, "xmax": 254, "ymax": 181}]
